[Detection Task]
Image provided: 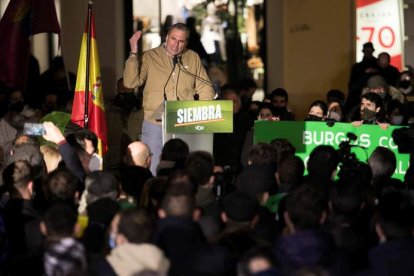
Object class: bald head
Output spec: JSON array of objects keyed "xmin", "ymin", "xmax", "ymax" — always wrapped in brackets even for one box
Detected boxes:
[{"xmin": 127, "ymin": 142, "xmax": 152, "ymax": 168}]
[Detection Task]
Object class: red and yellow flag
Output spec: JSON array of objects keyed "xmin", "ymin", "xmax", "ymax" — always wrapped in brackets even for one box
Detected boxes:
[{"xmin": 71, "ymin": 13, "xmax": 107, "ymax": 157}]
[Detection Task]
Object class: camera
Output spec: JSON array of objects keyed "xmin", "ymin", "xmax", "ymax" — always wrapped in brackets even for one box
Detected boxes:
[{"xmin": 337, "ymin": 132, "xmax": 365, "ymax": 178}]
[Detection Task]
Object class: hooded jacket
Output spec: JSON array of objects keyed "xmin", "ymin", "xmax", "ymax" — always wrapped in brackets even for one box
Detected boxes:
[{"xmin": 106, "ymin": 243, "xmax": 170, "ymax": 275}]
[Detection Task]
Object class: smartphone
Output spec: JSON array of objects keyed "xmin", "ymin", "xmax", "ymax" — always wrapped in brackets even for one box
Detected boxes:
[{"xmin": 23, "ymin": 123, "xmax": 45, "ymax": 136}]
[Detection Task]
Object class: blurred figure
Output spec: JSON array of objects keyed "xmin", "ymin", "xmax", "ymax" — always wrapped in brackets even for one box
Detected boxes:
[
  {"xmin": 305, "ymin": 100, "xmax": 327, "ymax": 121},
  {"xmin": 257, "ymin": 102, "xmax": 279, "ymax": 121},
  {"xmin": 326, "ymin": 100, "xmax": 345, "ymax": 123},
  {"xmin": 160, "ymin": 15, "xmax": 173, "ymax": 43},
  {"xmin": 347, "ymin": 42, "xmax": 379, "ymax": 111},
  {"xmin": 185, "ymin": 16, "xmax": 209, "ymax": 67},
  {"xmin": 377, "ymin": 52, "xmax": 400, "ymax": 87},
  {"xmin": 269, "ymin": 88, "xmax": 295, "ymax": 120},
  {"xmin": 397, "ymin": 70, "xmax": 414, "ymax": 95},
  {"xmin": 385, "ymin": 100, "xmax": 406, "ymax": 126}
]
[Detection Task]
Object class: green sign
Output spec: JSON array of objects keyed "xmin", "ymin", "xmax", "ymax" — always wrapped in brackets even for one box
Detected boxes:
[
  {"xmin": 165, "ymin": 100, "xmax": 233, "ymax": 134},
  {"xmin": 254, "ymin": 121, "xmax": 410, "ymax": 180}
]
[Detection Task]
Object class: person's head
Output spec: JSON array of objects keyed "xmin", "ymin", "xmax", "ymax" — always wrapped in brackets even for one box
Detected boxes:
[
  {"xmin": 248, "ymin": 143, "xmax": 277, "ymax": 166},
  {"xmin": 159, "ymin": 183, "xmax": 197, "ymax": 219},
  {"xmin": 40, "ymin": 202, "xmax": 78, "ymax": 239},
  {"xmin": 257, "ymin": 102, "xmax": 277, "ymax": 121},
  {"xmin": 238, "ymin": 247, "xmax": 276, "ymax": 276},
  {"xmin": 276, "ymin": 156, "xmax": 304, "ymax": 192},
  {"xmin": 326, "ymin": 101, "xmax": 344, "ymax": 122},
  {"xmin": 326, "ymin": 89, "xmax": 345, "ymax": 106},
  {"xmin": 126, "ymin": 141, "xmax": 152, "ymax": 168},
  {"xmin": 307, "ymin": 145, "xmax": 339, "ymax": 181},
  {"xmin": 120, "ymin": 166, "xmax": 153, "ymax": 201},
  {"xmin": 141, "ymin": 176, "xmax": 168, "ymax": 208},
  {"xmin": 238, "ymin": 78, "xmax": 257, "ymax": 98},
  {"xmin": 222, "ymin": 191, "xmax": 260, "ymax": 225},
  {"xmin": 40, "ymin": 145, "xmax": 62, "ymax": 173},
  {"xmin": 236, "ymin": 169, "xmax": 275, "ymax": 204},
  {"xmin": 270, "ymin": 88, "xmax": 288, "ymax": 108},
  {"xmin": 330, "ymin": 178, "xmax": 364, "ymax": 218},
  {"xmin": 185, "ymin": 16, "xmax": 196, "ymax": 29},
  {"xmin": 165, "ymin": 23, "xmax": 189, "ymax": 57},
  {"xmin": 366, "ymin": 75, "xmax": 387, "ymax": 97},
  {"xmin": 368, "ymin": 146, "xmax": 396, "ymax": 183},
  {"xmin": 284, "ymin": 184, "xmax": 328, "ymax": 232},
  {"xmin": 375, "ymin": 190, "xmax": 414, "ymax": 242},
  {"xmin": 43, "ymin": 168, "xmax": 79, "ymax": 204},
  {"xmin": 378, "ymin": 52, "xmax": 391, "ymax": 68},
  {"xmin": 360, "ymin": 92, "xmax": 383, "ymax": 121},
  {"xmin": 109, "ymin": 208, "xmax": 153, "ymax": 247},
  {"xmin": 66, "ymin": 129, "xmax": 98, "ymax": 156},
  {"xmin": 398, "ymin": 70, "xmax": 413, "ymax": 94},
  {"xmin": 185, "ymin": 151, "xmax": 214, "ymax": 188},
  {"xmin": 85, "ymin": 171, "xmax": 118, "ymax": 205},
  {"xmin": 8, "ymin": 141, "xmax": 44, "ymax": 172},
  {"xmin": 270, "ymin": 138, "xmax": 296, "ymax": 163},
  {"xmin": 386, "ymin": 100, "xmax": 404, "ymax": 125},
  {"xmin": 221, "ymin": 88, "xmax": 241, "ymax": 114},
  {"xmin": 362, "ymin": 42, "xmax": 375, "ymax": 58},
  {"xmin": 160, "ymin": 138, "xmax": 189, "ymax": 162},
  {"xmin": 306, "ymin": 100, "xmax": 327, "ymax": 121},
  {"xmin": 2, "ymin": 160, "xmax": 33, "ymax": 199}
]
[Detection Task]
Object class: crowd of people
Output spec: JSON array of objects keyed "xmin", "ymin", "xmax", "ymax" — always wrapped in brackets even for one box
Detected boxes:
[{"xmin": 0, "ymin": 21, "xmax": 414, "ymax": 276}]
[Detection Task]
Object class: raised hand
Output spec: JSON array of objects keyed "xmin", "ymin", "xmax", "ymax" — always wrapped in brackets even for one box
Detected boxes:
[{"xmin": 129, "ymin": 31, "xmax": 142, "ymax": 54}]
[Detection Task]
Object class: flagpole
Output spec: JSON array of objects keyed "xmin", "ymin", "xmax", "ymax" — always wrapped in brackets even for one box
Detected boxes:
[{"xmin": 84, "ymin": 0, "xmax": 94, "ymax": 128}]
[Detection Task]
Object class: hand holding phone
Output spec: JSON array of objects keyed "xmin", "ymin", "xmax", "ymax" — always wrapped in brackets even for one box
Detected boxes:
[{"xmin": 42, "ymin": 122, "xmax": 65, "ymax": 144}]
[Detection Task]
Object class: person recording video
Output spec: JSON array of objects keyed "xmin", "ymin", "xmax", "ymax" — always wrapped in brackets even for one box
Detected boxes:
[{"xmin": 123, "ymin": 23, "xmax": 214, "ymax": 174}]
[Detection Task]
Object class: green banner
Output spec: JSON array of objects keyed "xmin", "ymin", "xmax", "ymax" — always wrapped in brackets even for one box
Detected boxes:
[
  {"xmin": 165, "ymin": 100, "xmax": 233, "ymax": 134},
  {"xmin": 254, "ymin": 121, "xmax": 410, "ymax": 180}
]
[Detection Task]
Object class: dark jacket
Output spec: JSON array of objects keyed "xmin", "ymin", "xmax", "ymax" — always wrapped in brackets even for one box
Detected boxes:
[
  {"xmin": 354, "ymin": 238, "xmax": 414, "ymax": 276},
  {"xmin": 155, "ymin": 216, "xmax": 231, "ymax": 276},
  {"xmin": 275, "ymin": 229, "xmax": 350, "ymax": 276}
]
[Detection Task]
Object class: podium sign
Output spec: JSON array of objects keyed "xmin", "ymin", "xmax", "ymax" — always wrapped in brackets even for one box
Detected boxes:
[{"xmin": 165, "ymin": 100, "xmax": 233, "ymax": 134}]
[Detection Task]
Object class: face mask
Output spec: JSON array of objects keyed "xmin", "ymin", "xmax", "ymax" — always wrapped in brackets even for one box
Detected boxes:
[
  {"xmin": 108, "ymin": 233, "xmax": 117, "ymax": 249},
  {"xmin": 378, "ymin": 92, "xmax": 386, "ymax": 99},
  {"xmin": 361, "ymin": 108, "xmax": 377, "ymax": 121},
  {"xmin": 327, "ymin": 111, "xmax": 342, "ymax": 122},
  {"xmin": 399, "ymin": 80, "xmax": 411, "ymax": 89},
  {"xmin": 9, "ymin": 101, "xmax": 25, "ymax": 112},
  {"xmin": 306, "ymin": 114, "xmax": 323, "ymax": 121},
  {"xmin": 274, "ymin": 106, "xmax": 287, "ymax": 115},
  {"xmin": 391, "ymin": 115, "xmax": 403, "ymax": 125},
  {"xmin": 88, "ymin": 153, "xmax": 102, "ymax": 172}
]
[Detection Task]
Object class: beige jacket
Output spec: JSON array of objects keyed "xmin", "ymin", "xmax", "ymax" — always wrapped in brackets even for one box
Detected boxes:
[
  {"xmin": 106, "ymin": 243, "xmax": 170, "ymax": 275},
  {"xmin": 123, "ymin": 46, "xmax": 214, "ymax": 124}
]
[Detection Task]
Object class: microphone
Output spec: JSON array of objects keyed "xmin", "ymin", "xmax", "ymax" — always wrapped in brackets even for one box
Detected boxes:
[
  {"xmin": 163, "ymin": 56, "xmax": 178, "ymax": 101},
  {"xmin": 173, "ymin": 55, "xmax": 178, "ymax": 67},
  {"xmin": 176, "ymin": 55, "xmax": 213, "ymax": 100}
]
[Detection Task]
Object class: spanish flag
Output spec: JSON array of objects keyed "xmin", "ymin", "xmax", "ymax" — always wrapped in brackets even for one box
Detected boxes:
[{"xmin": 71, "ymin": 12, "xmax": 107, "ymax": 157}]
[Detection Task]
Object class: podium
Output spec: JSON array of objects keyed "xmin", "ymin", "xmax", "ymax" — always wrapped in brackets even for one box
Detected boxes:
[{"xmin": 162, "ymin": 100, "xmax": 233, "ymax": 153}]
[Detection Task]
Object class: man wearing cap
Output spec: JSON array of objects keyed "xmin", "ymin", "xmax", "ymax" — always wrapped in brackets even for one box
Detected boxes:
[
  {"xmin": 363, "ymin": 75, "xmax": 406, "ymax": 106},
  {"xmin": 347, "ymin": 42, "xmax": 379, "ymax": 111}
]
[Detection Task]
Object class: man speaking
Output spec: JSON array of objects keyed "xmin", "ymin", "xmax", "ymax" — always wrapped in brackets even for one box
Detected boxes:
[{"xmin": 123, "ymin": 23, "xmax": 214, "ymax": 174}]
